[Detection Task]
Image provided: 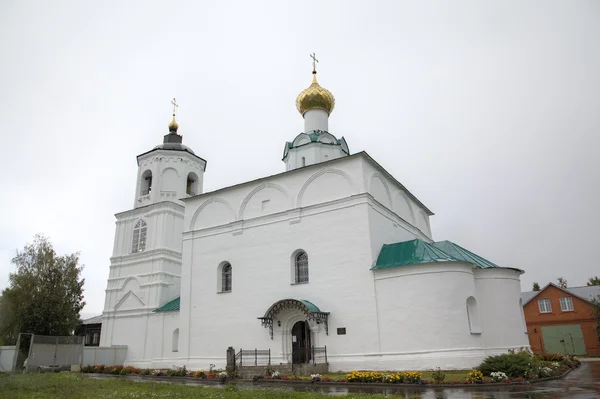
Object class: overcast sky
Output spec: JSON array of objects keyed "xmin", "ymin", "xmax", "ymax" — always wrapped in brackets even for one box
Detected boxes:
[{"xmin": 1, "ymin": 1, "xmax": 599, "ymax": 318}]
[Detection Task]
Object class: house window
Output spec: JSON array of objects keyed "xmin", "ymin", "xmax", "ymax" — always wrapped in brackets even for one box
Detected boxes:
[
  {"xmin": 301, "ymin": 157, "xmax": 306, "ymax": 167},
  {"xmin": 294, "ymin": 251, "xmax": 309, "ymax": 284},
  {"xmin": 538, "ymin": 299, "xmax": 552, "ymax": 313},
  {"xmin": 85, "ymin": 334, "xmax": 91, "ymax": 345},
  {"xmin": 132, "ymin": 220, "xmax": 147, "ymax": 253},
  {"xmin": 222, "ymin": 263, "xmax": 232, "ymax": 292},
  {"xmin": 92, "ymin": 332, "xmax": 99, "ymax": 345},
  {"xmin": 560, "ymin": 297, "xmax": 574, "ymax": 312}
]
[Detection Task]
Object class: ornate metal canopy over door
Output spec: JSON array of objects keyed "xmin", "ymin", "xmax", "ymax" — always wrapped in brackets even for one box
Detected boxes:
[{"xmin": 258, "ymin": 299, "xmax": 329, "ymax": 339}]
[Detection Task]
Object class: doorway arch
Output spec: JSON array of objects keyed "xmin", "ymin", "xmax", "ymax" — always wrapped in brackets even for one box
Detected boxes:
[{"xmin": 291, "ymin": 320, "xmax": 311, "ymax": 364}]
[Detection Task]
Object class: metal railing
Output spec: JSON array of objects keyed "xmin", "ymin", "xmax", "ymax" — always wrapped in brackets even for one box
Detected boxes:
[
  {"xmin": 291, "ymin": 345, "xmax": 327, "ymax": 367},
  {"xmin": 235, "ymin": 348, "xmax": 271, "ymax": 367}
]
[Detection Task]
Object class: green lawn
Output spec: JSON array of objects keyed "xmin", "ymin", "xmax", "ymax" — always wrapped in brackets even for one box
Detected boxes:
[{"xmin": 0, "ymin": 373, "xmax": 390, "ymax": 399}]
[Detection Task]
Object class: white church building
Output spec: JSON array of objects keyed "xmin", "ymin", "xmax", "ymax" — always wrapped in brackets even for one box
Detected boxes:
[{"xmin": 100, "ymin": 61, "xmax": 529, "ymax": 371}]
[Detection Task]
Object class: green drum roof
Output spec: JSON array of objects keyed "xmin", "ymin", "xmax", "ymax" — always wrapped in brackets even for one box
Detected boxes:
[
  {"xmin": 153, "ymin": 297, "xmax": 180, "ymax": 312},
  {"xmin": 372, "ymin": 239, "xmax": 499, "ymax": 270}
]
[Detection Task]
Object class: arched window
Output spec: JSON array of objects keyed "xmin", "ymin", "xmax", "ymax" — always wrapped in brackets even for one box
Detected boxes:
[
  {"xmin": 132, "ymin": 220, "xmax": 147, "ymax": 253},
  {"xmin": 466, "ymin": 296, "xmax": 481, "ymax": 334},
  {"xmin": 221, "ymin": 263, "xmax": 232, "ymax": 292},
  {"xmin": 294, "ymin": 251, "xmax": 309, "ymax": 284},
  {"xmin": 172, "ymin": 328, "xmax": 179, "ymax": 352},
  {"xmin": 140, "ymin": 170, "xmax": 152, "ymax": 196}
]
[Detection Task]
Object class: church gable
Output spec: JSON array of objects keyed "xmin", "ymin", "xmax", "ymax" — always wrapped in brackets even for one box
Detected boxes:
[
  {"xmin": 239, "ymin": 183, "xmax": 292, "ymax": 220},
  {"xmin": 190, "ymin": 197, "xmax": 236, "ymax": 230},
  {"xmin": 369, "ymin": 173, "xmax": 392, "ymax": 209},
  {"xmin": 395, "ymin": 191, "xmax": 416, "ymax": 225},
  {"xmin": 297, "ymin": 168, "xmax": 356, "ymax": 208}
]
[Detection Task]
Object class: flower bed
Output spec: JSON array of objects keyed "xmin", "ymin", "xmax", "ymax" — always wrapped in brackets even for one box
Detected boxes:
[
  {"xmin": 81, "ymin": 350, "xmax": 579, "ymax": 387},
  {"xmin": 81, "ymin": 365, "xmax": 229, "ymax": 381}
]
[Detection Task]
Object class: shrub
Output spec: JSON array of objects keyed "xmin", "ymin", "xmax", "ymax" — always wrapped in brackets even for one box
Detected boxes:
[
  {"xmin": 431, "ymin": 367, "xmax": 445, "ymax": 384},
  {"xmin": 478, "ymin": 351, "xmax": 532, "ymax": 378},
  {"xmin": 466, "ymin": 370, "xmax": 484, "ymax": 384}
]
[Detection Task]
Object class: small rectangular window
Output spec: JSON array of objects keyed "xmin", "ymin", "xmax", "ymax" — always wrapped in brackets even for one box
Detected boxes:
[
  {"xmin": 538, "ymin": 299, "xmax": 552, "ymax": 313},
  {"xmin": 560, "ymin": 297, "xmax": 574, "ymax": 312},
  {"xmin": 337, "ymin": 327, "xmax": 346, "ymax": 335}
]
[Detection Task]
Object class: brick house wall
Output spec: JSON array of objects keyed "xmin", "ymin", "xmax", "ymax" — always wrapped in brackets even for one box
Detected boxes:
[{"xmin": 523, "ymin": 284, "xmax": 600, "ymax": 355}]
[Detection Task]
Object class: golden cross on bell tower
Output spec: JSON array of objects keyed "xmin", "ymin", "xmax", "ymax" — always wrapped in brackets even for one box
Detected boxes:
[
  {"xmin": 310, "ymin": 52, "xmax": 319, "ymax": 73},
  {"xmin": 171, "ymin": 98, "xmax": 179, "ymax": 116}
]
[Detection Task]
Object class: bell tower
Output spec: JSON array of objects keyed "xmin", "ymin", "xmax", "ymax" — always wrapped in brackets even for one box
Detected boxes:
[
  {"xmin": 101, "ymin": 100, "xmax": 207, "ymax": 355},
  {"xmin": 134, "ymin": 98, "xmax": 206, "ymax": 208}
]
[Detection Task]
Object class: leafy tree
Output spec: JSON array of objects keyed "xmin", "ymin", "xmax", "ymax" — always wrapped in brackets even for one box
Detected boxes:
[
  {"xmin": 532, "ymin": 282, "xmax": 540, "ymax": 291},
  {"xmin": 0, "ymin": 235, "xmax": 85, "ymax": 344},
  {"xmin": 556, "ymin": 277, "xmax": 568, "ymax": 288},
  {"xmin": 591, "ymin": 295, "xmax": 600, "ymax": 340},
  {"xmin": 587, "ymin": 276, "xmax": 600, "ymax": 286}
]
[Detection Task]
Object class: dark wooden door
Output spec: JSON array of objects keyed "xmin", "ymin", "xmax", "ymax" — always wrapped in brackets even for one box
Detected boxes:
[{"xmin": 291, "ymin": 321, "xmax": 311, "ymax": 364}]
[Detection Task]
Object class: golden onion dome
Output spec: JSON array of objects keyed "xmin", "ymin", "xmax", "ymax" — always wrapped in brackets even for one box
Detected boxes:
[
  {"xmin": 296, "ymin": 72, "xmax": 335, "ymax": 116},
  {"xmin": 168, "ymin": 114, "xmax": 179, "ymax": 133}
]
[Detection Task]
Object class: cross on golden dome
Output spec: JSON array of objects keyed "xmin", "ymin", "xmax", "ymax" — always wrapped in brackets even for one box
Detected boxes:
[
  {"xmin": 168, "ymin": 97, "xmax": 179, "ymax": 133},
  {"xmin": 310, "ymin": 53, "xmax": 318, "ymax": 73},
  {"xmin": 295, "ymin": 54, "xmax": 335, "ymax": 116}
]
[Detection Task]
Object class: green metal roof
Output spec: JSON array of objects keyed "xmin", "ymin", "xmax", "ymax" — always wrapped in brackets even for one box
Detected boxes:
[
  {"xmin": 372, "ymin": 239, "xmax": 499, "ymax": 270},
  {"xmin": 372, "ymin": 239, "xmax": 457, "ymax": 270},
  {"xmin": 300, "ymin": 300, "xmax": 324, "ymax": 313},
  {"xmin": 432, "ymin": 241, "xmax": 498, "ymax": 269},
  {"xmin": 153, "ymin": 297, "xmax": 180, "ymax": 313}
]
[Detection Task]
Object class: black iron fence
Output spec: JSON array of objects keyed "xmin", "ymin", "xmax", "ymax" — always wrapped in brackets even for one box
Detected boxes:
[
  {"xmin": 235, "ymin": 348, "xmax": 271, "ymax": 367},
  {"xmin": 292, "ymin": 346, "xmax": 328, "ymax": 365}
]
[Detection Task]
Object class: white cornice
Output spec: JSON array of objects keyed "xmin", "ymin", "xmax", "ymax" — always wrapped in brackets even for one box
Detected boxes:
[
  {"xmin": 110, "ymin": 248, "xmax": 182, "ymax": 266},
  {"xmin": 183, "ymin": 193, "xmax": 429, "ymax": 241},
  {"xmin": 115, "ymin": 201, "xmax": 184, "ymax": 221}
]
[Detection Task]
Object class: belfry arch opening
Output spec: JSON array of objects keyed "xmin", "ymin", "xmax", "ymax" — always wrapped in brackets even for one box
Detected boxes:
[
  {"xmin": 140, "ymin": 170, "xmax": 152, "ymax": 196},
  {"xmin": 187, "ymin": 172, "xmax": 199, "ymax": 196}
]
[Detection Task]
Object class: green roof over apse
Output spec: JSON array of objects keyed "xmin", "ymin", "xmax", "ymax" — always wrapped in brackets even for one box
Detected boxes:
[
  {"xmin": 432, "ymin": 241, "xmax": 498, "ymax": 269},
  {"xmin": 372, "ymin": 239, "xmax": 457, "ymax": 270},
  {"xmin": 372, "ymin": 239, "xmax": 499, "ymax": 270},
  {"xmin": 153, "ymin": 297, "xmax": 180, "ymax": 312}
]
